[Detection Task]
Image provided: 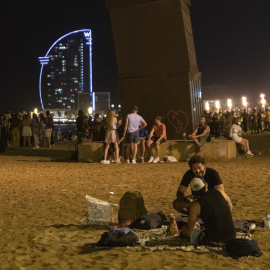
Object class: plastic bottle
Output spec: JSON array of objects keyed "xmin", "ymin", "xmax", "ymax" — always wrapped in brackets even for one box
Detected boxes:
[
  {"xmin": 264, "ymin": 213, "xmax": 270, "ymax": 231},
  {"xmin": 169, "ymin": 214, "xmax": 179, "ymax": 235}
]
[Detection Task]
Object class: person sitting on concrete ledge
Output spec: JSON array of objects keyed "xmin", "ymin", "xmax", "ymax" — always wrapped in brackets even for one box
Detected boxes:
[
  {"xmin": 173, "ymin": 155, "xmax": 224, "ymax": 215},
  {"xmin": 229, "ymin": 118, "xmax": 254, "ymax": 156},
  {"xmin": 147, "ymin": 116, "xmax": 167, "ymax": 163},
  {"xmin": 188, "ymin": 115, "xmax": 210, "ymax": 153}
]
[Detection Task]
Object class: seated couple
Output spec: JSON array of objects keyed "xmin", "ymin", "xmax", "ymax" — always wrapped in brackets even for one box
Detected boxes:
[{"xmin": 173, "ymin": 156, "xmax": 236, "ymax": 245}]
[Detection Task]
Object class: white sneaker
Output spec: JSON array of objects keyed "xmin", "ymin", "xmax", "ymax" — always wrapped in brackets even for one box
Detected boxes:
[
  {"xmin": 153, "ymin": 157, "xmax": 160, "ymax": 163},
  {"xmin": 131, "ymin": 159, "xmax": 136, "ymax": 164},
  {"xmin": 247, "ymin": 150, "xmax": 254, "ymax": 156},
  {"xmin": 126, "ymin": 159, "xmax": 130, "ymax": 164},
  {"xmin": 101, "ymin": 160, "xmax": 110, "ymax": 164},
  {"xmin": 148, "ymin": 156, "xmax": 154, "ymax": 163}
]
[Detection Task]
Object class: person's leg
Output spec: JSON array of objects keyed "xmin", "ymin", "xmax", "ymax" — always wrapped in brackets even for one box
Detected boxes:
[
  {"xmin": 132, "ymin": 143, "xmax": 138, "ymax": 160},
  {"xmin": 114, "ymin": 142, "xmax": 120, "ymax": 162},
  {"xmin": 141, "ymin": 138, "xmax": 145, "ymax": 158},
  {"xmin": 126, "ymin": 143, "xmax": 131, "ymax": 162},
  {"xmin": 103, "ymin": 142, "xmax": 110, "ymax": 161},
  {"xmin": 155, "ymin": 141, "xmax": 160, "ymax": 158},
  {"xmin": 23, "ymin": 136, "xmax": 26, "ymax": 148},
  {"xmin": 147, "ymin": 139, "xmax": 154, "ymax": 157},
  {"xmin": 27, "ymin": 136, "xmax": 31, "ymax": 148}
]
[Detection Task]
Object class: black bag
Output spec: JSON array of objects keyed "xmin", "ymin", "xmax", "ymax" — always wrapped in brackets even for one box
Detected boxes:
[
  {"xmin": 130, "ymin": 213, "xmax": 167, "ymax": 230},
  {"xmin": 97, "ymin": 228, "xmax": 137, "ymax": 247},
  {"xmin": 225, "ymin": 238, "xmax": 262, "ymax": 259}
]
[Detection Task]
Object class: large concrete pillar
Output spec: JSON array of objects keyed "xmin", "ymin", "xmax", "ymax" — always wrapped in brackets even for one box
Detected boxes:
[{"xmin": 106, "ymin": 0, "xmax": 203, "ymax": 139}]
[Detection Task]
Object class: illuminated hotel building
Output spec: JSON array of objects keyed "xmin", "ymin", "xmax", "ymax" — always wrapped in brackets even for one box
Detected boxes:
[{"xmin": 39, "ymin": 29, "xmax": 95, "ymax": 111}]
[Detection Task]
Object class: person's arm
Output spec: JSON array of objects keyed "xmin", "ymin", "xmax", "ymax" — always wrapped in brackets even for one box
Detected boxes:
[
  {"xmin": 220, "ymin": 190, "xmax": 233, "ymax": 211},
  {"xmin": 140, "ymin": 120, "xmax": 147, "ymax": 130},
  {"xmin": 189, "ymin": 127, "xmax": 198, "ymax": 138},
  {"xmin": 123, "ymin": 118, "xmax": 128, "ymax": 136},
  {"xmin": 214, "ymin": 183, "xmax": 225, "ymax": 191},
  {"xmin": 182, "ymin": 202, "xmax": 200, "ymax": 239},
  {"xmin": 147, "ymin": 127, "xmax": 154, "ymax": 141}
]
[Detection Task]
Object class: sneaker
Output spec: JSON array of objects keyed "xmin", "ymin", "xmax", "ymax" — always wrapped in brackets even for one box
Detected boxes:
[
  {"xmin": 131, "ymin": 159, "xmax": 136, "ymax": 164},
  {"xmin": 126, "ymin": 159, "xmax": 130, "ymax": 164},
  {"xmin": 101, "ymin": 160, "xmax": 110, "ymax": 164},
  {"xmin": 153, "ymin": 157, "xmax": 160, "ymax": 163},
  {"xmin": 148, "ymin": 156, "xmax": 154, "ymax": 163},
  {"xmin": 140, "ymin": 157, "xmax": 144, "ymax": 163},
  {"xmin": 246, "ymin": 150, "xmax": 254, "ymax": 156}
]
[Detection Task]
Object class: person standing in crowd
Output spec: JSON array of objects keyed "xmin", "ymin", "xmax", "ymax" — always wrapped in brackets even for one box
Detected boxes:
[
  {"xmin": 38, "ymin": 113, "xmax": 45, "ymax": 147},
  {"xmin": 76, "ymin": 110, "xmax": 87, "ymax": 143},
  {"xmin": 229, "ymin": 118, "xmax": 254, "ymax": 156},
  {"xmin": 138, "ymin": 124, "xmax": 148, "ymax": 163},
  {"xmin": 189, "ymin": 115, "xmax": 210, "ymax": 152},
  {"xmin": 123, "ymin": 106, "xmax": 147, "ymax": 164},
  {"xmin": 257, "ymin": 109, "xmax": 263, "ymax": 133},
  {"xmin": 251, "ymin": 109, "xmax": 258, "ymax": 134},
  {"xmin": 0, "ymin": 114, "xmax": 9, "ymax": 147},
  {"xmin": 117, "ymin": 116, "xmax": 126, "ymax": 162},
  {"xmin": 264, "ymin": 108, "xmax": 270, "ymax": 132},
  {"xmin": 101, "ymin": 110, "xmax": 120, "ymax": 164},
  {"xmin": 10, "ymin": 113, "xmax": 21, "ymax": 148},
  {"xmin": 32, "ymin": 113, "xmax": 40, "ymax": 149},
  {"xmin": 44, "ymin": 111, "xmax": 53, "ymax": 148},
  {"xmin": 241, "ymin": 109, "xmax": 249, "ymax": 134},
  {"xmin": 147, "ymin": 116, "xmax": 166, "ymax": 163},
  {"xmin": 173, "ymin": 155, "xmax": 224, "ymax": 215},
  {"xmin": 22, "ymin": 113, "xmax": 32, "ymax": 148}
]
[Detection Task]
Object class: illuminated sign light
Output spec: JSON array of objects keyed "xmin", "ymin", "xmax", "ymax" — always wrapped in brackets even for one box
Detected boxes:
[{"xmin": 39, "ymin": 57, "xmax": 50, "ymax": 65}]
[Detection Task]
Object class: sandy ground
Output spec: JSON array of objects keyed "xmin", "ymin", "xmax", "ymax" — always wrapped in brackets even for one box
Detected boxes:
[{"xmin": 1, "ymin": 134, "xmax": 270, "ymax": 270}]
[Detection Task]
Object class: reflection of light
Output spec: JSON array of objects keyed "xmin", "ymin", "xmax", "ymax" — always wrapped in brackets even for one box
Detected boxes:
[
  {"xmin": 118, "ymin": 105, "xmax": 121, "ymax": 108},
  {"xmin": 88, "ymin": 107, "xmax": 93, "ymax": 114},
  {"xmin": 34, "ymin": 108, "xmax": 38, "ymax": 114},
  {"xmin": 260, "ymin": 94, "xmax": 265, "ymax": 99},
  {"xmin": 215, "ymin": 100, "xmax": 220, "ymax": 110},
  {"xmin": 205, "ymin": 101, "xmax": 210, "ymax": 112},
  {"xmin": 227, "ymin": 99, "xmax": 232, "ymax": 110},
  {"xmin": 242, "ymin": 96, "xmax": 247, "ymax": 107},
  {"xmin": 111, "ymin": 104, "xmax": 114, "ymax": 108}
]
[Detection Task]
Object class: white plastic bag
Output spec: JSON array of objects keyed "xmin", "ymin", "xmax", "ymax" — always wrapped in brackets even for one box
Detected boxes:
[
  {"xmin": 164, "ymin": 156, "xmax": 178, "ymax": 162},
  {"xmin": 85, "ymin": 195, "xmax": 117, "ymax": 225}
]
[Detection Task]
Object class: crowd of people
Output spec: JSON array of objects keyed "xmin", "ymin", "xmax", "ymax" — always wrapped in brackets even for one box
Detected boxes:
[
  {"xmin": 1, "ymin": 106, "xmax": 267, "ymax": 157},
  {"xmin": 0, "ymin": 111, "xmax": 76, "ymax": 150}
]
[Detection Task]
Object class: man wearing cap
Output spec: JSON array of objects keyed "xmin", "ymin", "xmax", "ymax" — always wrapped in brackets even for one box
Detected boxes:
[
  {"xmin": 173, "ymin": 155, "xmax": 224, "ymax": 215},
  {"xmin": 181, "ymin": 177, "xmax": 235, "ymax": 245},
  {"xmin": 123, "ymin": 106, "xmax": 147, "ymax": 164}
]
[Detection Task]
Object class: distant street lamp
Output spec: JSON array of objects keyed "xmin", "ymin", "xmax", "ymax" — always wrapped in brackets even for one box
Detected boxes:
[
  {"xmin": 215, "ymin": 100, "xmax": 220, "ymax": 111},
  {"xmin": 88, "ymin": 107, "xmax": 93, "ymax": 115},
  {"xmin": 111, "ymin": 104, "xmax": 114, "ymax": 109},
  {"xmin": 227, "ymin": 99, "xmax": 232, "ymax": 111},
  {"xmin": 260, "ymin": 94, "xmax": 266, "ymax": 109},
  {"xmin": 205, "ymin": 101, "xmax": 210, "ymax": 112},
  {"xmin": 34, "ymin": 108, "xmax": 38, "ymax": 115}
]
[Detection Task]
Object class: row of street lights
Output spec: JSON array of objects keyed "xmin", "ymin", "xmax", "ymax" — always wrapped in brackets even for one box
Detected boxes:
[{"xmin": 205, "ymin": 94, "xmax": 267, "ymax": 112}]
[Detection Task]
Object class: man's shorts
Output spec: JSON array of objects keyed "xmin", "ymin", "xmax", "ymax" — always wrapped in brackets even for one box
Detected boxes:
[
  {"xmin": 126, "ymin": 130, "xmax": 139, "ymax": 144},
  {"xmin": 150, "ymin": 136, "xmax": 166, "ymax": 144},
  {"xmin": 198, "ymin": 135, "xmax": 208, "ymax": 147},
  {"xmin": 45, "ymin": 128, "xmax": 52, "ymax": 138}
]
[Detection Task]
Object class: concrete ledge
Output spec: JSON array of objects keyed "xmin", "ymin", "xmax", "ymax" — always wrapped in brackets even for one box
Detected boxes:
[{"xmin": 77, "ymin": 139, "xmax": 237, "ymax": 162}]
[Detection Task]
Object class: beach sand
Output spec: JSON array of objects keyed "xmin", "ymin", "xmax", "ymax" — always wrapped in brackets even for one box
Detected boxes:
[{"xmin": 1, "ymin": 134, "xmax": 270, "ymax": 270}]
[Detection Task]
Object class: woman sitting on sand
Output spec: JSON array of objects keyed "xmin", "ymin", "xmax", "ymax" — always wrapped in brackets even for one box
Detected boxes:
[
  {"xmin": 101, "ymin": 110, "xmax": 120, "ymax": 164},
  {"xmin": 229, "ymin": 118, "xmax": 253, "ymax": 156}
]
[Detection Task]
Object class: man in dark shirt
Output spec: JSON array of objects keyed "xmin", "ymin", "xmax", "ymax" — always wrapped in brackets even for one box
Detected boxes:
[
  {"xmin": 173, "ymin": 155, "xmax": 224, "ymax": 215},
  {"xmin": 181, "ymin": 177, "xmax": 235, "ymax": 245}
]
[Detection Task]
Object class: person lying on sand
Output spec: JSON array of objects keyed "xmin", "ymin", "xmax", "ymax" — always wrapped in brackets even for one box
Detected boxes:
[{"xmin": 173, "ymin": 155, "xmax": 224, "ymax": 215}]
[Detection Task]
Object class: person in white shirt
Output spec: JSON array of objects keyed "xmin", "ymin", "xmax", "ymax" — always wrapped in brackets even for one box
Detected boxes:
[{"xmin": 229, "ymin": 118, "xmax": 253, "ymax": 156}]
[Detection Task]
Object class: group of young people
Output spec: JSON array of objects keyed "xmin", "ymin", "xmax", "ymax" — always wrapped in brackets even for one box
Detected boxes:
[{"xmin": 100, "ymin": 106, "xmax": 167, "ymax": 164}]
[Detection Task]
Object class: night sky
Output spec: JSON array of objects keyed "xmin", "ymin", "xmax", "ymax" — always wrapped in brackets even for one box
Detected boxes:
[{"xmin": 1, "ymin": 0, "xmax": 270, "ymax": 113}]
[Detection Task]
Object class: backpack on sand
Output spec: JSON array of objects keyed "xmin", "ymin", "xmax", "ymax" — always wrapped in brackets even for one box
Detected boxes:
[{"xmin": 118, "ymin": 191, "xmax": 148, "ymax": 223}]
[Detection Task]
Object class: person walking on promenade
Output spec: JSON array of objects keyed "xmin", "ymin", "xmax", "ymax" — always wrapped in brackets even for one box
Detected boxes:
[
  {"xmin": 147, "ymin": 116, "xmax": 166, "ymax": 163},
  {"xmin": 123, "ymin": 106, "xmax": 147, "ymax": 164},
  {"xmin": 101, "ymin": 110, "xmax": 120, "ymax": 164}
]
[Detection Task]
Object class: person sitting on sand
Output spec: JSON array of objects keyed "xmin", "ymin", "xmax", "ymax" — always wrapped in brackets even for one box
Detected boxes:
[
  {"xmin": 189, "ymin": 116, "xmax": 210, "ymax": 153},
  {"xmin": 181, "ymin": 177, "xmax": 236, "ymax": 246},
  {"xmin": 229, "ymin": 118, "xmax": 254, "ymax": 156},
  {"xmin": 173, "ymin": 155, "xmax": 224, "ymax": 215}
]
